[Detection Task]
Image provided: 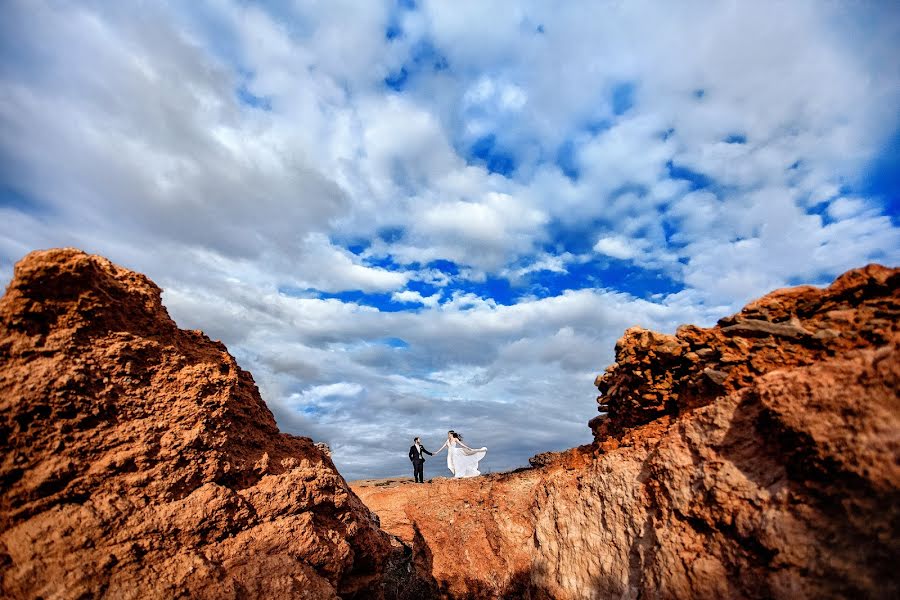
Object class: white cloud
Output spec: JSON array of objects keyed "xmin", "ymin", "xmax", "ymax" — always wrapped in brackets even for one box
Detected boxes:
[
  {"xmin": 290, "ymin": 234, "xmax": 410, "ymax": 293},
  {"xmin": 461, "ymin": 76, "xmax": 528, "ymax": 138},
  {"xmin": 593, "ymin": 236, "xmax": 644, "ymax": 261},
  {"xmin": 0, "ymin": 0, "xmax": 898, "ymax": 480},
  {"xmin": 392, "ymin": 290, "xmax": 442, "ymax": 307},
  {"xmin": 161, "ymin": 278, "xmax": 714, "ymax": 478},
  {"xmin": 500, "ymin": 251, "xmax": 586, "ymax": 284},
  {"xmin": 389, "ymin": 192, "xmax": 548, "ymax": 272},
  {"xmin": 419, "ymin": 193, "xmax": 543, "ymax": 245},
  {"xmin": 827, "ymin": 197, "xmax": 869, "ymax": 220},
  {"xmin": 290, "ymin": 382, "xmax": 365, "ymax": 407}
]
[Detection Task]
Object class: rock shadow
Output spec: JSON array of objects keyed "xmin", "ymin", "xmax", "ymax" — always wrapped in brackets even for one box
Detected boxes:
[
  {"xmin": 380, "ymin": 522, "xmax": 440, "ymax": 600},
  {"xmin": 717, "ymin": 384, "xmax": 900, "ymax": 599}
]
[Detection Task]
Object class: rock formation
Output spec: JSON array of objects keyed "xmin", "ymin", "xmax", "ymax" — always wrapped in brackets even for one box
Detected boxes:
[
  {"xmin": 354, "ymin": 264, "xmax": 900, "ymax": 599},
  {"xmin": 3, "ymin": 248, "xmax": 897, "ymax": 599},
  {"xmin": 591, "ymin": 263, "xmax": 899, "ymax": 444},
  {"xmin": 0, "ymin": 249, "xmax": 395, "ymax": 599}
]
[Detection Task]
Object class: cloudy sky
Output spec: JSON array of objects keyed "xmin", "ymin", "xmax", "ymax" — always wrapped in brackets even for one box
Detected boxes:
[{"xmin": 1, "ymin": 1, "xmax": 898, "ymax": 480}]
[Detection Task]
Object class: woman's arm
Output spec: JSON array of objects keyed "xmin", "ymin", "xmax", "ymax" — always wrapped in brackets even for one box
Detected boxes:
[
  {"xmin": 434, "ymin": 441, "xmax": 448, "ymax": 453},
  {"xmin": 457, "ymin": 440, "xmax": 473, "ymax": 450}
]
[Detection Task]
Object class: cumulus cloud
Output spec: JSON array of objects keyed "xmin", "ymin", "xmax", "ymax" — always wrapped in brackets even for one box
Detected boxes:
[
  {"xmin": 392, "ymin": 290, "xmax": 442, "ymax": 307},
  {"xmin": 593, "ymin": 236, "xmax": 645, "ymax": 261},
  {"xmin": 163, "ymin": 280, "xmax": 714, "ymax": 479},
  {"xmin": 290, "ymin": 234, "xmax": 410, "ymax": 293},
  {"xmin": 1, "ymin": 0, "xmax": 897, "ymax": 479}
]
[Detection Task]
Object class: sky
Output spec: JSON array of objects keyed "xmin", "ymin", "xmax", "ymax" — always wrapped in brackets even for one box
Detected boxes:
[{"xmin": 1, "ymin": 1, "xmax": 898, "ymax": 480}]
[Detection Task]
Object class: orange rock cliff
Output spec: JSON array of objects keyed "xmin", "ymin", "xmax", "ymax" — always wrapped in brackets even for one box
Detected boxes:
[
  {"xmin": 0, "ymin": 249, "xmax": 410, "ymax": 599},
  {"xmin": 1, "ymin": 248, "xmax": 898, "ymax": 600},
  {"xmin": 354, "ymin": 263, "xmax": 899, "ymax": 599}
]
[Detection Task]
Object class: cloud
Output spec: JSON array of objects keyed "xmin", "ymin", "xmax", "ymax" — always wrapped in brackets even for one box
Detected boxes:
[
  {"xmin": 0, "ymin": 0, "xmax": 349, "ymax": 264},
  {"xmin": 826, "ymin": 197, "xmax": 870, "ymax": 221},
  {"xmin": 392, "ymin": 290, "xmax": 442, "ymax": 307},
  {"xmin": 593, "ymin": 236, "xmax": 645, "ymax": 261},
  {"xmin": 377, "ymin": 192, "xmax": 548, "ymax": 272},
  {"xmin": 162, "ymin": 279, "xmax": 714, "ymax": 479},
  {"xmin": 290, "ymin": 234, "xmax": 410, "ymax": 293},
  {"xmin": 1, "ymin": 0, "xmax": 898, "ymax": 480},
  {"xmin": 463, "ymin": 77, "xmax": 528, "ymax": 113},
  {"xmin": 289, "ymin": 382, "xmax": 365, "ymax": 408}
]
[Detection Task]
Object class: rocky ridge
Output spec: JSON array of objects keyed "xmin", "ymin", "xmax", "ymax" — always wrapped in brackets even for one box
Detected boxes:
[
  {"xmin": 355, "ymin": 264, "xmax": 900, "ymax": 599},
  {"xmin": 591, "ymin": 264, "xmax": 898, "ymax": 443},
  {"xmin": 0, "ymin": 249, "xmax": 396, "ymax": 599}
]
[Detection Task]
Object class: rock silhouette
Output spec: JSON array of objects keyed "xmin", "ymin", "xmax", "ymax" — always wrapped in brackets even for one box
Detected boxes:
[
  {"xmin": 0, "ymin": 249, "xmax": 394, "ymax": 599},
  {"xmin": 354, "ymin": 264, "xmax": 900, "ymax": 599}
]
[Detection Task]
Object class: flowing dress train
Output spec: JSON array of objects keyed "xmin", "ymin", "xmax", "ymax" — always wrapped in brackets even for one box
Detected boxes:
[{"xmin": 447, "ymin": 440, "xmax": 487, "ymax": 478}]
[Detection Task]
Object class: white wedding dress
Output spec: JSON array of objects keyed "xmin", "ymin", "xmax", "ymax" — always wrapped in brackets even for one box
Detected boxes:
[{"xmin": 447, "ymin": 440, "xmax": 487, "ymax": 478}]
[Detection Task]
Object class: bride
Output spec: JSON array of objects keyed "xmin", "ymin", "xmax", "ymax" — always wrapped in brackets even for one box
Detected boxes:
[{"xmin": 434, "ymin": 430, "xmax": 487, "ymax": 478}]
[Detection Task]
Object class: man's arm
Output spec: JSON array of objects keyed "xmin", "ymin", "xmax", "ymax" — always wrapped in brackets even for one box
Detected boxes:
[
  {"xmin": 422, "ymin": 447, "xmax": 433, "ymax": 456},
  {"xmin": 409, "ymin": 446, "xmax": 416, "ymax": 461}
]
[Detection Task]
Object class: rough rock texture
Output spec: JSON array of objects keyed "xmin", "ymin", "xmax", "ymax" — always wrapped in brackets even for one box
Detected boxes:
[
  {"xmin": 591, "ymin": 263, "xmax": 899, "ymax": 443},
  {"xmin": 0, "ymin": 249, "xmax": 394, "ymax": 599},
  {"xmin": 354, "ymin": 473, "xmax": 542, "ymax": 599},
  {"xmin": 355, "ymin": 265, "xmax": 900, "ymax": 599}
]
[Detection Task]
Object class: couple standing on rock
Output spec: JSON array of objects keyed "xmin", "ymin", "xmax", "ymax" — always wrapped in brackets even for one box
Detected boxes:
[{"xmin": 408, "ymin": 430, "xmax": 488, "ymax": 483}]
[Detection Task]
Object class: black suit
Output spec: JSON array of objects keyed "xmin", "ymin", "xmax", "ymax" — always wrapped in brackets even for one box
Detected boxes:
[{"xmin": 409, "ymin": 444, "xmax": 433, "ymax": 483}]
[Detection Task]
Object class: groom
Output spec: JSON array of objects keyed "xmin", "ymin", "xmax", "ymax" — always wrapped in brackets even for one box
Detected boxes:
[{"xmin": 408, "ymin": 437, "xmax": 433, "ymax": 483}]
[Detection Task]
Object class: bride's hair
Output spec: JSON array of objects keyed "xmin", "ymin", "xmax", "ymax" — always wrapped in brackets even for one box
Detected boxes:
[{"xmin": 448, "ymin": 430, "xmax": 463, "ymax": 440}]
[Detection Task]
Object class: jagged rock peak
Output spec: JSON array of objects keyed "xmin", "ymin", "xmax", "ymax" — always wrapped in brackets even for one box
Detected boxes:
[
  {"xmin": 3, "ymin": 248, "xmax": 177, "ymax": 340},
  {"xmin": 0, "ymin": 248, "xmax": 394, "ymax": 599}
]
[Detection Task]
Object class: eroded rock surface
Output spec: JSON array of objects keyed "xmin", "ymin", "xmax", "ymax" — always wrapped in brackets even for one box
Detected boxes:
[
  {"xmin": 0, "ymin": 249, "xmax": 394, "ymax": 599},
  {"xmin": 591, "ymin": 263, "xmax": 898, "ymax": 443},
  {"xmin": 355, "ymin": 265, "xmax": 900, "ymax": 599}
]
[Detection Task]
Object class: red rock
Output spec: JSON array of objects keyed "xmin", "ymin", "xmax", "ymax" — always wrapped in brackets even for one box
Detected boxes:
[
  {"xmin": 593, "ymin": 263, "xmax": 899, "ymax": 439},
  {"xmin": 0, "ymin": 249, "xmax": 394, "ymax": 599},
  {"xmin": 354, "ymin": 265, "xmax": 900, "ymax": 599}
]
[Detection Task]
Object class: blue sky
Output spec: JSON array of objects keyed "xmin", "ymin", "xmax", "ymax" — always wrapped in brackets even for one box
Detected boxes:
[{"xmin": 1, "ymin": 0, "xmax": 898, "ymax": 480}]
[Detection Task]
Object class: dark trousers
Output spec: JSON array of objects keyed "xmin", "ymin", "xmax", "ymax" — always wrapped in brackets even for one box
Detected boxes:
[{"xmin": 412, "ymin": 460, "xmax": 424, "ymax": 483}]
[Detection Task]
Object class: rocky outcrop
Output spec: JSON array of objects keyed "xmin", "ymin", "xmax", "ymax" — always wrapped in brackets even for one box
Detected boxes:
[
  {"xmin": 590, "ymin": 264, "xmax": 898, "ymax": 443},
  {"xmin": 355, "ymin": 265, "xmax": 900, "ymax": 599},
  {"xmin": 0, "ymin": 249, "xmax": 394, "ymax": 599},
  {"xmin": 353, "ymin": 472, "xmax": 545, "ymax": 599}
]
